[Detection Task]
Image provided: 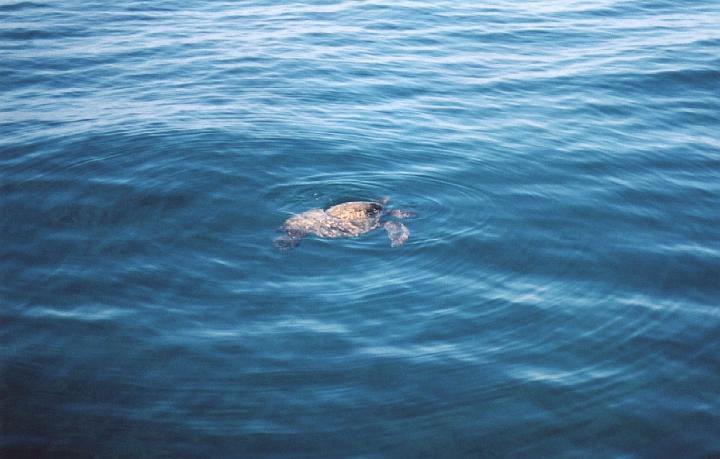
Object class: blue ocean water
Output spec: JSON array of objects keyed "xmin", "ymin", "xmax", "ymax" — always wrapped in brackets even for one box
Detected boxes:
[{"xmin": 1, "ymin": 0, "xmax": 719, "ymax": 457}]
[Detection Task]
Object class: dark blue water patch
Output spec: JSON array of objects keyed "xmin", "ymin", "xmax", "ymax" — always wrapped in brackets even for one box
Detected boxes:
[
  {"xmin": 608, "ymin": 68, "xmax": 720, "ymax": 94},
  {"xmin": 0, "ymin": 27, "xmax": 82, "ymax": 41},
  {"xmin": 0, "ymin": 1, "xmax": 49, "ymax": 12}
]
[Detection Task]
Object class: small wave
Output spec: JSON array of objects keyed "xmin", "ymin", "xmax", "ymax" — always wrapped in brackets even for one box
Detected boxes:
[{"xmin": 0, "ymin": 1, "xmax": 48, "ymax": 12}]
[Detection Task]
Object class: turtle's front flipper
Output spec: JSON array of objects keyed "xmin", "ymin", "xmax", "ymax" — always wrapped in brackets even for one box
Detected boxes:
[
  {"xmin": 274, "ymin": 230, "xmax": 303, "ymax": 250},
  {"xmin": 388, "ymin": 209, "xmax": 416, "ymax": 219},
  {"xmin": 383, "ymin": 221, "xmax": 409, "ymax": 247},
  {"xmin": 274, "ymin": 235, "xmax": 299, "ymax": 250}
]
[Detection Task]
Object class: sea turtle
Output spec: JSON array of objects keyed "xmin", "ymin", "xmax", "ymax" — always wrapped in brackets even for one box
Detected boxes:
[{"xmin": 274, "ymin": 198, "xmax": 415, "ymax": 249}]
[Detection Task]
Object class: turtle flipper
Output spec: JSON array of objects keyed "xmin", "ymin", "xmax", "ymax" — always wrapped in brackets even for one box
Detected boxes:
[
  {"xmin": 274, "ymin": 229, "xmax": 304, "ymax": 250},
  {"xmin": 388, "ymin": 209, "xmax": 416, "ymax": 219},
  {"xmin": 383, "ymin": 221, "xmax": 409, "ymax": 247},
  {"xmin": 274, "ymin": 234, "xmax": 301, "ymax": 250}
]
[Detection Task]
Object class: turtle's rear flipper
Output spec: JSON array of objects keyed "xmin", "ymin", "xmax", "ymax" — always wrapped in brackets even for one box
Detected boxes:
[
  {"xmin": 274, "ymin": 234, "xmax": 301, "ymax": 250},
  {"xmin": 383, "ymin": 221, "xmax": 409, "ymax": 247}
]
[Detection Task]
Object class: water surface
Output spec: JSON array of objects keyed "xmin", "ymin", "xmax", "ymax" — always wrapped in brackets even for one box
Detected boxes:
[{"xmin": 2, "ymin": 0, "xmax": 719, "ymax": 457}]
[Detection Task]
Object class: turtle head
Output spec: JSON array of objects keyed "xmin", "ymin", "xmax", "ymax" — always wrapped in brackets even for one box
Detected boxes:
[{"xmin": 367, "ymin": 202, "xmax": 384, "ymax": 216}]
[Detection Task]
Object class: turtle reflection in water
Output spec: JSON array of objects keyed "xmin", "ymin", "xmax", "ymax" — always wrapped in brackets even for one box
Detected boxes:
[{"xmin": 275, "ymin": 198, "xmax": 415, "ymax": 249}]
